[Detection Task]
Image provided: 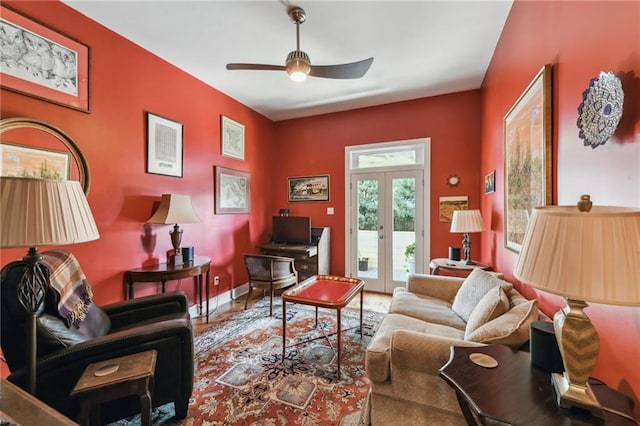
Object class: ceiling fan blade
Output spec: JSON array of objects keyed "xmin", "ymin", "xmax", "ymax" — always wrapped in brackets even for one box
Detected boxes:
[
  {"xmin": 226, "ymin": 63, "xmax": 286, "ymax": 72},
  {"xmin": 309, "ymin": 57, "xmax": 374, "ymax": 79}
]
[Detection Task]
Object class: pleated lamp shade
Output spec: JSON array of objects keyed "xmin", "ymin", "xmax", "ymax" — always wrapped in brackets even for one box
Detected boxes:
[
  {"xmin": 1, "ymin": 177, "xmax": 100, "ymax": 248},
  {"xmin": 514, "ymin": 205, "xmax": 640, "ymax": 306},
  {"xmin": 450, "ymin": 209, "xmax": 485, "ymax": 233}
]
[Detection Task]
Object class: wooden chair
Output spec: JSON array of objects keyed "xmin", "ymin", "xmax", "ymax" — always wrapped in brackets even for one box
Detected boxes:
[{"xmin": 243, "ymin": 254, "xmax": 298, "ymax": 316}]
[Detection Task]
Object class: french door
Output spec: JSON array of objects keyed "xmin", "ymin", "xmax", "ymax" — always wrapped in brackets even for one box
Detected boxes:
[{"xmin": 349, "ymin": 170, "xmax": 424, "ymax": 293}]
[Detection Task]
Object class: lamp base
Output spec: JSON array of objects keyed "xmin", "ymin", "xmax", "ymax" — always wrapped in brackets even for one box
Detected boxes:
[
  {"xmin": 551, "ymin": 372, "xmax": 604, "ymax": 418},
  {"xmin": 168, "ymin": 253, "xmax": 183, "ymax": 266}
]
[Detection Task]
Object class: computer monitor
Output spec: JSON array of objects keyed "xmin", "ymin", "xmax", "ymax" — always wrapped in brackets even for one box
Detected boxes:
[{"xmin": 271, "ymin": 216, "xmax": 311, "ymax": 244}]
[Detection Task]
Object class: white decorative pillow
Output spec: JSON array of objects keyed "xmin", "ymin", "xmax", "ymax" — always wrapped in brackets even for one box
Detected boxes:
[
  {"xmin": 452, "ymin": 268, "xmax": 512, "ymax": 322},
  {"xmin": 465, "ymin": 299, "xmax": 539, "ymax": 348},
  {"xmin": 464, "ymin": 286, "xmax": 510, "ymax": 339}
]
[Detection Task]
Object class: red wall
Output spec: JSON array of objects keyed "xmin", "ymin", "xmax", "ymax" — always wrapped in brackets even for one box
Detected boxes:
[
  {"xmin": 480, "ymin": 0, "xmax": 640, "ymax": 415},
  {"xmin": 1, "ymin": 1, "xmax": 276, "ymax": 304},
  {"xmin": 273, "ymin": 91, "xmax": 483, "ymax": 274}
]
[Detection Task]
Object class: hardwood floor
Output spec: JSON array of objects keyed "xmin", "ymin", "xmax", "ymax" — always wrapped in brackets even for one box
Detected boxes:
[{"xmin": 191, "ymin": 290, "xmax": 391, "ymax": 335}]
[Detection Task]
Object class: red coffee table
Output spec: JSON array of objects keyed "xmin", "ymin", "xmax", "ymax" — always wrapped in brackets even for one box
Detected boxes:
[{"xmin": 282, "ymin": 275, "xmax": 365, "ymax": 378}]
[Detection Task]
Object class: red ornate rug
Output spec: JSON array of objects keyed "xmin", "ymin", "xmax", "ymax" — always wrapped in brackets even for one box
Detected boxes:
[{"xmin": 117, "ymin": 297, "xmax": 383, "ymax": 425}]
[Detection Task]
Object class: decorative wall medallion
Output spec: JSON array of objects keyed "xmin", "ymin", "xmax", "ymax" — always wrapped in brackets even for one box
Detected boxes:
[
  {"xmin": 447, "ymin": 174, "xmax": 460, "ymax": 187},
  {"xmin": 577, "ymin": 71, "xmax": 624, "ymax": 149}
]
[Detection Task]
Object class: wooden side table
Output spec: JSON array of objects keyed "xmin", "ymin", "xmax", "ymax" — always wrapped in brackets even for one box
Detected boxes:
[
  {"xmin": 439, "ymin": 345, "xmax": 637, "ymax": 425},
  {"xmin": 71, "ymin": 350, "xmax": 157, "ymax": 426},
  {"xmin": 124, "ymin": 255, "xmax": 211, "ymax": 321},
  {"xmin": 429, "ymin": 258, "xmax": 491, "ymax": 277}
]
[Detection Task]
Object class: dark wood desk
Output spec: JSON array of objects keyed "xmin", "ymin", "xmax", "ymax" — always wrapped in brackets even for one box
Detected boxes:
[
  {"xmin": 439, "ymin": 344, "xmax": 637, "ymax": 425},
  {"xmin": 124, "ymin": 256, "xmax": 212, "ymax": 322}
]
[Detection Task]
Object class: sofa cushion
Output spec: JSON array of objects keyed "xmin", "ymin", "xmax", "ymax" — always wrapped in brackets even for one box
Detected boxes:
[
  {"xmin": 464, "ymin": 286, "xmax": 510, "ymax": 339},
  {"xmin": 465, "ymin": 299, "xmax": 538, "ymax": 348},
  {"xmin": 366, "ymin": 313, "xmax": 465, "ymax": 383},
  {"xmin": 389, "ymin": 290, "xmax": 467, "ymax": 331},
  {"xmin": 451, "ymin": 269, "xmax": 512, "ymax": 322}
]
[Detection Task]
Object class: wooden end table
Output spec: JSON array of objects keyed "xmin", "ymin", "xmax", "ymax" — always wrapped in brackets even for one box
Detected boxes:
[
  {"xmin": 282, "ymin": 275, "xmax": 364, "ymax": 379},
  {"xmin": 124, "ymin": 256, "xmax": 211, "ymax": 321},
  {"xmin": 71, "ymin": 350, "xmax": 157, "ymax": 426},
  {"xmin": 429, "ymin": 258, "xmax": 491, "ymax": 277},
  {"xmin": 439, "ymin": 344, "xmax": 637, "ymax": 425}
]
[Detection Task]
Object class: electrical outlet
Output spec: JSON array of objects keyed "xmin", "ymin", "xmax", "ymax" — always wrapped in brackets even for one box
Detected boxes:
[{"xmin": 214, "ymin": 276, "xmax": 220, "ymax": 286}]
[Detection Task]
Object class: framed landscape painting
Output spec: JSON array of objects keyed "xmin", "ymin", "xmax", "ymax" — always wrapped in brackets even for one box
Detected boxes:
[
  {"xmin": 504, "ymin": 64, "xmax": 552, "ymax": 253},
  {"xmin": 0, "ymin": 5, "xmax": 90, "ymax": 112},
  {"xmin": 288, "ymin": 175, "xmax": 330, "ymax": 202}
]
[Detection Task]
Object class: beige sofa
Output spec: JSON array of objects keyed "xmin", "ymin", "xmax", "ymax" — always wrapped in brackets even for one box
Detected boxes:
[{"xmin": 365, "ymin": 269, "xmax": 539, "ymax": 425}]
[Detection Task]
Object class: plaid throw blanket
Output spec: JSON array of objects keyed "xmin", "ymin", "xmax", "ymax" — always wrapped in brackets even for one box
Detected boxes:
[{"xmin": 41, "ymin": 250, "xmax": 93, "ymax": 328}]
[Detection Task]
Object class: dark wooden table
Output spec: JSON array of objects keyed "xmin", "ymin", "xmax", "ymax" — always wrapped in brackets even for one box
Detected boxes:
[
  {"xmin": 71, "ymin": 350, "xmax": 157, "ymax": 426},
  {"xmin": 282, "ymin": 275, "xmax": 364, "ymax": 379},
  {"xmin": 439, "ymin": 344, "xmax": 637, "ymax": 425},
  {"xmin": 429, "ymin": 258, "xmax": 491, "ymax": 277},
  {"xmin": 124, "ymin": 256, "xmax": 211, "ymax": 321},
  {"xmin": 1, "ymin": 378, "xmax": 77, "ymax": 425}
]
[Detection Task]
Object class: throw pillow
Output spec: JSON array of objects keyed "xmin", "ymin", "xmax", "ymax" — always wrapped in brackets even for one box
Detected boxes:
[
  {"xmin": 464, "ymin": 286, "xmax": 510, "ymax": 339},
  {"xmin": 452, "ymin": 268, "xmax": 512, "ymax": 322},
  {"xmin": 465, "ymin": 299, "xmax": 539, "ymax": 348}
]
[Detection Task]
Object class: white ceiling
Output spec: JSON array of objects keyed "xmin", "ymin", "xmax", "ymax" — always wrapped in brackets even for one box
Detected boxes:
[{"xmin": 62, "ymin": 1, "xmax": 513, "ymax": 122}]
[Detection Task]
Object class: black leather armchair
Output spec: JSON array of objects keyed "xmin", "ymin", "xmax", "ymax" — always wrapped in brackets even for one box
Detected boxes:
[{"xmin": 1, "ymin": 255, "xmax": 194, "ymax": 423}]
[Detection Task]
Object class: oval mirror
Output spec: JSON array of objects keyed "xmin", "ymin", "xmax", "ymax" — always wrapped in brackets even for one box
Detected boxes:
[{"xmin": 0, "ymin": 117, "xmax": 91, "ymax": 194}]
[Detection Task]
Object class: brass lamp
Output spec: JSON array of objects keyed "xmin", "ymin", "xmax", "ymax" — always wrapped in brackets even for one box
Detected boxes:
[
  {"xmin": 450, "ymin": 209, "xmax": 485, "ymax": 264},
  {"xmin": 0, "ymin": 177, "xmax": 100, "ymax": 394},
  {"xmin": 146, "ymin": 194, "xmax": 200, "ymax": 265},
  {"xmin": 514, "ymin": 195, "xmax": 640, "ymax": 417}
]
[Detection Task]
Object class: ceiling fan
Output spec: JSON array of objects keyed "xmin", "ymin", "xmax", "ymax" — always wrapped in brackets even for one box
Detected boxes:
[{"xmin": 226, "ymin": 6, "xmax": 374, "ymax": 82}]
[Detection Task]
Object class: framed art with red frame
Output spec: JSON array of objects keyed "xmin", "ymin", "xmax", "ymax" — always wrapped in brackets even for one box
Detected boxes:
[{"xmin": 0, "ymin": 5, "xmax": 90, "ymax": 112}]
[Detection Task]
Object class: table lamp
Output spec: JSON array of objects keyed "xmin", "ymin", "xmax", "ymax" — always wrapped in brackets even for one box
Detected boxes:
[
  {"xmin": 0, "ymin": 177, "xmax": 100, "ymax": 394},
  {"xmin": 146, "ymin": 194, "xmax": 200, "ymax": 265},
  {"xmin": 450, "ymin": 209, "xmax": 485, "ymax": 264},
  {"xmin": 514, "ymin": 195, "xmax": 640, "ymax": 418}
]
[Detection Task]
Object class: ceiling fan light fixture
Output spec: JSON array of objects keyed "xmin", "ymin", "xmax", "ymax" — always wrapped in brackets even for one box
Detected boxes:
[{"xmin": 286, "ymin": 50, "xmax": 311, "ymax": 82}]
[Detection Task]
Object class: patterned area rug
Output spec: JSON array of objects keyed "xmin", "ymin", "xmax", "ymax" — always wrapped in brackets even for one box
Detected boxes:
[{"xmin": 113, "ymin": 296, "xmax": 383, "ymax": 425}]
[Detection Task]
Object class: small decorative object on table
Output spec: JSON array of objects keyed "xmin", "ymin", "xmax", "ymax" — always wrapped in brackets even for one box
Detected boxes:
[{"xmin": 577, "ymin": 71, "xmax": 624, "ymax": 149}]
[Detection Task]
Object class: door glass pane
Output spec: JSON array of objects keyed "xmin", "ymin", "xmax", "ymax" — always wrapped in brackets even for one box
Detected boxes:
[
  {"xmin": 357, "ymin": 179, "xmax": 379, "ymax": 279},
  {"xmin": 392, "ymin": 177, "xmax": 416, "ymax": 282}
]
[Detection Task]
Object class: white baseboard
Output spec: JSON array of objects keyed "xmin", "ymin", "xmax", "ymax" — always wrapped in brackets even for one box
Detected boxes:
[{"xmin": 188, "ymin": 282, "xmax": 250, "ymax": 319}]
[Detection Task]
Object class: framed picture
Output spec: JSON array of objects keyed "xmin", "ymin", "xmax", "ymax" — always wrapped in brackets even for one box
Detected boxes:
[
  {"xmin": 288, "ymin": 174, "xmax": 330, "ymax": 202},
  {"xmin": 221, "ymin": 115, "xmax": 245, "ymax": 160},
  {"xmin": 484, "ymin": 170, "xmax": 495, "ymax": 194},
  {"xmin": 0, "ymin": 5, "xmax": 90, "ymax": 112},
  {"xmin": 146, "ymin": 112, "xmax": 183, "ymax": 177},
  {"xmin": 215, "ymin": 166, "xmax": 250, "ymax": 214},
  {"xmin": 504, "ymin": 64, "xmax": 552, "ymax": 253},
  {"xmin": 439, "ymin": 196, "xmax": 468, "ymax": 222},
  {"xmin": 1, "ymin": 142, "xmax": 71, "ymax": 180}
]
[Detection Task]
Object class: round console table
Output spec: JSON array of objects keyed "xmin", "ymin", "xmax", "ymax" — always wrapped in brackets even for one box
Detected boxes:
[{"xmin": 429, "ymin": 258, "xmax": 491, "ymax": 277}]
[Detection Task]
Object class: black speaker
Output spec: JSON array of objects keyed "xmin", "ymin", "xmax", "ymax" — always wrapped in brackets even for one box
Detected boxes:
[
  {"xmin": 181, "ymin": 246, "xmax": 195, "ymax": 262},
  {"xmin": 448, "ymin": 247, "xmax": 461, "ymax": 261},
  {"xmin": 530, "ymin": 320, "xmax": 564, "ymax": 373}
]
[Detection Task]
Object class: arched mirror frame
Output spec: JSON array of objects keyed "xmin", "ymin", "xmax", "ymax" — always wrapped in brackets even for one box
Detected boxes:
[{"xmin": 0, "ymin": 117, "xmax": 91, "ymax": 195}]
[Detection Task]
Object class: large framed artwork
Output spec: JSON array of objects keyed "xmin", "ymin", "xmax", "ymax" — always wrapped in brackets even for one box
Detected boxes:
[
  {"xmin": 146, "ymin": 112, "xmax": 183, "ymax": 177},
  {"xmin": 0, "ymin": 142, "xmax": 71, "ymax": 180},
  {"xmin": 0, "ymin": 5, "xmax": 90, "ymax": 112},
  {"xmin": 215, "ymin": 166, "xmax": 250, "ymax": 214},
  {"xmin": 504, "ymin": 64, "xmax": 552, "ymax": 253},
  {"xmin": 221, "ymin": 115, "xmax": 245, "ymax": 160},
  {"xmin": 287, "ymin": 174, "xmax": 330, "ymax": 202}
]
